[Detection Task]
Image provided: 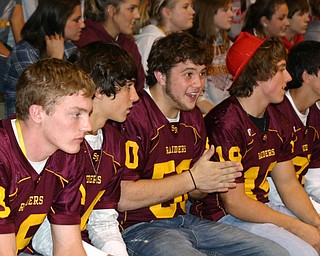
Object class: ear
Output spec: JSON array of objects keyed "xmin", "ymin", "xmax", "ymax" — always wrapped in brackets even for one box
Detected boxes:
[
  {"xmin": 154, "ymin": 70, "xmax": 166, "ymax": 85},
  {"xmin": 28, "ymin": 105, "xmax": 44, "ymax": 124},
  {"xmin": 301, "ymin": 70, "xmax": 311, "ymax": 83},
  {"xmin": 107, "ymin": 4, "xmax": 117, "ymax": 17},
  {"xmin": 260, "ymin": 16, "xmax": 268, "ymax": 27},
  {"xmin": 94, "ymin": 88, "xmax": 105, "ymax": 100},
  {"xmin": 161, "ymin": 6, "xmax": 172, "ymax": 19}
]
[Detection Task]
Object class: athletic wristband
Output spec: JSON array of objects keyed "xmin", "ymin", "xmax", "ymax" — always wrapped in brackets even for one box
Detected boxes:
[{"xmin": 188, "ymin": 169, "xmax": 197, "ymax": 189}]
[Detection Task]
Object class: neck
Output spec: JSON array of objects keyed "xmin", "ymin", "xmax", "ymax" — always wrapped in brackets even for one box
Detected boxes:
[
  {"xmin": 88, "ymin": 107, "xmax": 108, "ymax": 135},
  {"xmin": 157, "ymin": 24, "xmax": 169, "ymax": 35},
  {"xmin": 237, "ymin": 96, "xmax": 267, "ymax": 118},
  {"xmin": 150, "ymin": 85, "xmax": 179, "ymax": 119},
  {"xmin": 288, "ymin": 89, "xmax": 315, "ymax": 115},
  {"xmin": 102, "ymin": 20, "xmax": 119, "ymax": 39},
  {"xmin": 17, "ymin": 119, "xmax": 55, "ymax": 162},
  {"xmin": 285, "ymin": 30, "xmax": 295, "ymax": 43}
]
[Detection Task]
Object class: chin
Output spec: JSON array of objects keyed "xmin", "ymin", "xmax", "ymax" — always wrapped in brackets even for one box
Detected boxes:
[{"xmin": 64, "ymin": 145, "xmax": 81, "ymax": 154}]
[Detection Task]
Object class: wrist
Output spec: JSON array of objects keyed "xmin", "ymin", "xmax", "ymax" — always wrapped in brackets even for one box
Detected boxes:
[{"xmin": 188, "ymin": 169, "xmax": 197, "ymax": 190}]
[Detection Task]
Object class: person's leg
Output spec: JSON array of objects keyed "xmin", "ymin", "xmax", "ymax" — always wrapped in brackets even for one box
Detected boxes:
[
  {"xmin": 219, "ymin": 214, "xmax": 318, "ymax": 256},
  {"xmin": 122, "ymin": 217, "xmax": 215, "ymax": 256},
  {"xmin": 185, "ymin": 214, "xmax": 289, "ymax": 256}
]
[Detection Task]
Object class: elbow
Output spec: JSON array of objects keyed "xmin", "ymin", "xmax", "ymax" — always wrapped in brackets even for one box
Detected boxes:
[
  {"xmin": 117, "ymin": 204, "xmax": 125, "ymax": 213},
  {"xmin": 222, "ymin": 199, "xmax": 241, "ymax": 217},
  {"xmin": 117, "ymin": 198, "xmax": 134, "ymax": 212}
]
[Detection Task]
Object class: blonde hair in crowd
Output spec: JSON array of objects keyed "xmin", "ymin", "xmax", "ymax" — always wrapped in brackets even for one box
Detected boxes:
[
  {"xmin": 84, "ymin": 0, "xmax": 125, "ymax": 22},
  {"xmin": 134, "ymin": 0, "xmax": 178, "ymax": 33}
]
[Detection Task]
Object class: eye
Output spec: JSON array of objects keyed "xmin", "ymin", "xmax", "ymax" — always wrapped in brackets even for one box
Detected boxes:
[
  {"xmin": 185, "ymin": 72, "xmax": 193, "ymax": 78},
  {"xmin": 182, "ymin": 4, "xmax": 189, "ymax": 9},
  {"xmin": 73, "ymin": 17, "xmax": 82, "ymax": 23},
  {"xmin": 72, "ymin": 112, "xmax": 81, "ymax": 118},
  {"xmin": 199, "ymin": 71, "xmax": 207, "ymax": 77}
]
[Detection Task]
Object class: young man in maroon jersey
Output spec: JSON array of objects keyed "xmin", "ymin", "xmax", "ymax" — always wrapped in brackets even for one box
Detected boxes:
[
  {"xmin": 32, "ymin": 42, "xmax": 139, "ymax": 256},
  {"xmin": 0, "ymin": 58, "xmax": 95, "ymax": 255},
  {"xmin": 267, "ymin": 41, "xmax": 320, "ymax": 212},
  {"xmin": 191, "ymin": 32, "xmax": 320, "ymax": 255},
  {"xmin": 116, "ymin": 31, "xmax": 289, "ymax": 256}
]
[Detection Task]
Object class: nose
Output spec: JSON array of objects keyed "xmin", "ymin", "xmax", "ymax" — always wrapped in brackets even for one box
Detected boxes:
[
  {"xmin": 131, "ymin": 86, "xmax": 139, "ymax": 102},
  {"xmin": 134, "ymin": 9, "xmax": 140, "ymax": 19},
  {"xmin": 190, "ymin": 6, "xmax": 195, "ymax": 15},
  {"xmin": 80, "ymin": 18, "xmax": 85, "ymax": 29},
  {"xmin": 82, "ymin": 115, "xmax": 92, "ymax": 132},
  {"xmin": 284, "ymin": 16, "xmax": 290, "ymax": 27},
  {"xmin": 305, "ymin": 13, "xmax": 310, "ymax": 22},
  {"xmin": 193, "ymin": 75, "xmax": 203, "ymax": 88},
  {"xmin": 284, "ymin": 69, "xmax": 292, "ymax": 83}
]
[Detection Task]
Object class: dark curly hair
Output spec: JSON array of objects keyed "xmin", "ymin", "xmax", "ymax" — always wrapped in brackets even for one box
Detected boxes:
[{"xmin": 146, "ymin": 31, "xmax": 212, "ymax": 87}]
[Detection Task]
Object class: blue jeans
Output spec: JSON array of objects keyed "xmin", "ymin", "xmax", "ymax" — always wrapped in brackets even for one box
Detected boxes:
[
  {"xmin": 122, "ymin": 214, "xmax": 289, "ymax": 256},
  {"xmin": 219, "ymin": 212, "xmax": 318, "ymax": 256},
  {"xmin": 0, "ymin": 55, "xmax": 6, "ymax": 94}
]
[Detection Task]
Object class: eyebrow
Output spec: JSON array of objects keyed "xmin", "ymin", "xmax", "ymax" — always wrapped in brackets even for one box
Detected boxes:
[
  {"xmin": 70, "ymin": 106, "xmax": 90, "ymax": 113},
  {"xmin": 277, "ymin": 63, "xmax": 286, "ymax": 69}
]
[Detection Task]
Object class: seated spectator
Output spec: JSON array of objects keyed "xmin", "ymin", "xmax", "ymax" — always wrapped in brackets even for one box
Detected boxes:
[
  {"xmin": 282, "ymin": 0, "xmax": 309, "ymax": 52},
  {"xmin": 190, "ymin": 0, "xmax": 234, "ymax": 113},
  {"xmin": 134, "ymin": 0, "xmax": 194, "ymax": 75},
  {"xmin": 32, "ymin": 41, "xmax": 139, "ymax": 256},
  {"xmin": 117, "ymin": 31, "xmax": 289, "ymax": 256},
  {"xmin": 242, "ymin": 0, "xmax": 289, "ymax": 39},
  {"xmin": 77, "ymin": 0, "xmax": 144, "ymax": 91},
  {"xmin": 304, "ymin": 0, "xmax": 320, "ymax": 42},
  {"xmin": 191, "ymin": 32, "xmax": 320, "ymax": 255},
  {"xmin": 267, "ymin": 41, "xmax": 320, "ymax": 214},
  {"xmin": 0, "ymin": 0, "xmax": 22, "ymax": 95},
  {"xmin": 4, "ymin": 0, "xmax": 85, "ymax": 117},
  {"xmin": 0, "ymin": 58, "xmax": 94, "ymax": 255}
]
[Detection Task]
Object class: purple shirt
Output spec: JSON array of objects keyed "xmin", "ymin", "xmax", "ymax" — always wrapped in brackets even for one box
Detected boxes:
[
  {"xmin": 190, "ymin": 96, "xmax": 294, "ymax": 221},
  {"xmin": 0, "ymin": 117, "xmax": 84, "ymax": 252},
  {"xmin": 118, "ymin": 90, "xmax": 206, "ymax": 230},
  {"xmin": 74, "ymin": 19, "xmax": 145, "ymax": 92}
]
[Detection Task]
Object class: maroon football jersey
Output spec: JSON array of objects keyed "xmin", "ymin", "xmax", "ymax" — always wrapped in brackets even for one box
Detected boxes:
[
  {"xmin": 190, "ymin": 96, "xmax": 294, "ymax": 221},
  {"xmin": 0, "ymin": 117, "xmax": 85, "ymax": 253},
  {"xmin": 80, "ymin": 123, "xmax": 124, "ymax": 236},
  {"xmin": 118, "ymin": 90, "xmax": 206, "ymax": 230},
  {"xmin": 273, "ymin": 96, "xmax": 320, "ymax": 184}
]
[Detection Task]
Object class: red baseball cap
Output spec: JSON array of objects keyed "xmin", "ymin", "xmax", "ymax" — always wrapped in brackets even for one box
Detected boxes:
[{"xmin": 227, "ymin": 32, "xmax": 267, "ymax": 82}]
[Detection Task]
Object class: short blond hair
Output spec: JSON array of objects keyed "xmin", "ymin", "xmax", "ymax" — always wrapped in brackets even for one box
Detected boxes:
[{"xmin": 16, "ymin": 58, "xmax": 95, "ymax": 120}]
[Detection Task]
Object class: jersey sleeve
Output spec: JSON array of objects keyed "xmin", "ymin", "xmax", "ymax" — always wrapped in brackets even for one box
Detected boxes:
[{"xmin": 0, "ymin": 161, "xmax": 14, "ymax": 233}]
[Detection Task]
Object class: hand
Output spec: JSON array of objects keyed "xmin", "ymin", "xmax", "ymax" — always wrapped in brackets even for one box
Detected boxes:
[
  {"xmin": 294, "ymin": 223, "xmax": 320, "ymax": 253},
  {"xmin": 45, "ymin": 33, "xmax": 65, "ymax": 59},
  {"xmin": 190, "ymin": 145, "xmax": 242, "ymax": 193}
]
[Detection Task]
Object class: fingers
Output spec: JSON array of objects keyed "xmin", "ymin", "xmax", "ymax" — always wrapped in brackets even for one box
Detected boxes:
[
  {"xmin": 200, "ymin": 145, "xmax": 215, "ymax": 161},
  {"xmin": 45, "ymin": 33, "xmax": 64, "ymax": 41}
]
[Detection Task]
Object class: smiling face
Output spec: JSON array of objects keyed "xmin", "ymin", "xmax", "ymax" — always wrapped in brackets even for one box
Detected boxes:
[
  {"xmin": 64, "ymin": 5, "xmax": 85, "ymax": 41},
  {"xmin": 41, "ymin": 91, "xmax": 92, "ymax": 154},
  {"xmin": 165, "ymin": 0, "xmax": 195, "ymax": 31},
  {"xmin": 263, "ymin": 3, "xmax": 289, "ymax": 37},
  {"xmin": 112, "ymin": 0, "xmax": 140, "ymax": 35},
  {"xmin": 213, "ymin": 2, "xmax": 234, "ymax": 32},
  {"xmin": 162, "ymin": 60, "xmax": 206, "ymax": 115},
  {"xmin": 260, "ymin": 60, "xmax": 292, "ymax": 104}
]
